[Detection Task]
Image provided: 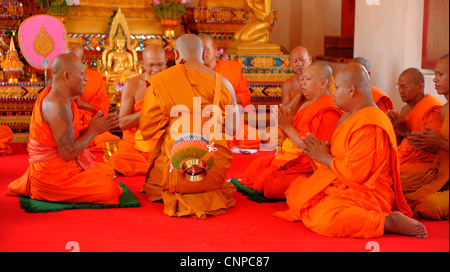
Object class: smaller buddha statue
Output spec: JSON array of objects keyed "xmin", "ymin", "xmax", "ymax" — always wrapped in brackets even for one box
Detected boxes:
[{"xmin": 102, "ymin": 32, "xmax": 138, "ymax": 77}]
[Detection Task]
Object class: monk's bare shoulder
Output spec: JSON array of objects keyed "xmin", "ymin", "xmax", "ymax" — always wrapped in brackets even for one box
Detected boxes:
[{"xmin": 123, "ymin": 74, "xmax": 148, "ymax": 102}]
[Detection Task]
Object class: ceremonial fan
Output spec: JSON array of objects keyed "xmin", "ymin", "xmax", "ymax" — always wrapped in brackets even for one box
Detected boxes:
[
  {"xmin": 170, "ymin": 133, "xmax": 216, "ymax": 182},
  {"xmin": 18, "ymin": 15, "xmax": 67, "ymax": 85}
]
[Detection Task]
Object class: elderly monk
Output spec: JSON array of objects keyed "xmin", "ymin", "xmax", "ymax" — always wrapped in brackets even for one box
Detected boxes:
[
  {"xmin": 5, "ymin": 54, "xmax": 123, "ymax": 204},
  {"xmin": 348, "ymin": 57, "xmax": 394, "ymax": 112},
  {"xmin": 401, "ymin": 54, "xmax": 449, "ymax": 220},
  {"xmin": 67, "ymin": 42, "xmax": 120, "ymax": 151},
  {"xmin": 0, "ymin": 125, "xmax": 13, "ymax": 156},
  {"xmin": 281, "ymin": 46, "xmax": 313, "ymax": 115},
  {"xmin": 107, "ymin": 44, "xmax": 166, "ymax": 176},
  {"xmin": 274, "ymin": 63, "xmax": 427, "ymax": 239},
  {"xmin": 139, "ymin": 34, "xmax": 239, "ymax": 219},
  {"xmin": 240, "ymin": 62, "xmax": 342, "ymax": 199},
  {"xmin": 199, "ymin": 34, "xmax": 259, "ymax": 149},
  {"xmin": 387, "ymin": 68, "xmax": 443, "ymax": 175}
]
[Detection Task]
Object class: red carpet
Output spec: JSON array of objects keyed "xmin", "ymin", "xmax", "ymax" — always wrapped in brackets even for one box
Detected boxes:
[{"xmin": 0, "ymin": 144, "xmax": 448, "ymax": 252}]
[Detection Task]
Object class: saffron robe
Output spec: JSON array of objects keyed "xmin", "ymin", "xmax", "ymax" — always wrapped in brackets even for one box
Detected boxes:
[
  {"xmin": 274, "ymin": 107, "xmax": 412, "ymax": 238},
  {"xmin": 0, "ymin": 125, "xmax": 13, "ymax": 156},
  {"xmin": 5, "ymin": 86, "xmax": 123, "ymax": 204},
  {"xmin": 139, "ymin": 64, "xmax": 236, "ymax": 219},
  {"xmin": 213, "ymin": 60, "xmax": 260, "ymax": 149},
  {"xmin": 398, "ymin": 94, "xmax": 443, "ymax": 175},
  {"xmin": 241, "ymin": 95, "xmax": 342, "ymax": 199},
  {"xmin": 401, "ymin": 108, "xmax": 449, "ymax": 220},
  {"xmin": 108, "ymin": 100, "xmax": 162, "ymax": 176},
  {"xmin": 78, "ymin": 69, "xmax": 119, "ymax": 151},
  {"xmin": 371, "ymin": 86, "xmax": 393, "ymax": 113}
]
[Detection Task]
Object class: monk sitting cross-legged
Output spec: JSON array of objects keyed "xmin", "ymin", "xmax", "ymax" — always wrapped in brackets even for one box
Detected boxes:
[
  {"xmin": 139, "ymin": 34, "xmax": 240, "ymax": 219},
  {"xmin": 67, "ymin": 42, "xmax": 120, "ymax": 152},
  {"xmin": 199, "ymin": 34, "xmax": 260, "ymax": 150},
  {"xmin": 107, "ymin": 44, "xmax": 166, "ymax": 176},
  {"xmin": 5, "ymin": 54, "xmax": 123, "ymax": 204},
  {"xmin": 240, "ymin": 62, "xmax": 342, "ymax": 200},
  {"xmin": 274, "ymin": 63, "xmax": 427, "ymax": 239},
  {"xmin": 386, "ymin": 68, "xmax": 443, "ymax": 175},
  {"xmin": 401, "ymin": 54, "xmax": 449, "ymax": 220}
]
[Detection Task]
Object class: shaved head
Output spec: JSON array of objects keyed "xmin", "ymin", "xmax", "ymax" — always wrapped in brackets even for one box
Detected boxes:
[
  {"xmin": 434, "ymin": 53, "xmax": 449, "ymax": 97},
  {"xmin": 309, "ymin": 62, "xmax": 333, "ymax": 88},
  {"xmin": 51, "ymin": 53, "xmax": 80, "ymax": 77},
  {"xmin": 174, "ymin": 34, "xmax": 204, "ymax": 63},
  {"xmin": 290, "ymin": 46, "xmax": 312, "ymax": 75},
  {"xmin": 348, "ymin": 57, "xmax": 370, "ymax": 72},
  {"xmin": 66, "ymin": 42, "xmax": 84, "ymax": 61},
  {"xmin": 301, "ymin": 61, "xmax": 333, "ymax": 101},
  {"xmin": 143, "ymin": 44, "xmax": 165, "ymax": 61},
  {"xmin": 333, "ymin": 63, "xmax": 373, "ymax": 112},
  {"xmin": 198, "ymin": 34, "xmax": 217, "ymax": 68},
  {"xmin": 142, "ymin": 43, "xmax": 166, "ymax": 76},
  {"xmin": 399, "ymin": 68, "xmax": 425, "ymax": 84}
]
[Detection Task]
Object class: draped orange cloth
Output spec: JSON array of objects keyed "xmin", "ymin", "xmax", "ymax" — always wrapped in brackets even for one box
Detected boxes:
[
  {"xmin": 274, "ymin": 107, "xmax": 412, "ymax": 238},
  {"xmin": 77, "ymin": 69, "xmax": 119, "ymax": 151},
  {"xmin": 0, "ymin": 125, "xmax": 13, "ymax": 156},
  {"xmin": 398, "ymin": 94, "xmax": 443, "ymax": 175},
  {"xmin": 4, "ymin": 86, "xmax": 123, "ymax": 204},
  {"xmin": 371, "ymin": 86, "xmax": 394, "ymax": 113},
  {"xmin": 139, "ymin": 64, "xmax": 236, "ymax": 219},
  {"xmin": 241, "ymin": 95, "xmax": 342, "ymax": 199},
  {"xmin": 107, "ymin": 100, "xmax": 162, "ymax": 176},
  {"xmin": 213, "ymin": 60, "xmax": 260, "ymax": 149},
  {"xmin": 401, "ymin": 108, "xmax": 449, "ymax": 220}
]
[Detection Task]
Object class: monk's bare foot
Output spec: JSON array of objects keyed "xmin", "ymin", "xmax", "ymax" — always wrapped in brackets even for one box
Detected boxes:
[{"xmin": 384, "ymin": 211, "xmax": 428, "ymax": 239}]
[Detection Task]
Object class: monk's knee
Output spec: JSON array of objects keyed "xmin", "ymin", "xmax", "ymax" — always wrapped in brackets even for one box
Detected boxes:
[{"xmin": 414, "ymin": 190, "xmax": 449, "ymax": 220}]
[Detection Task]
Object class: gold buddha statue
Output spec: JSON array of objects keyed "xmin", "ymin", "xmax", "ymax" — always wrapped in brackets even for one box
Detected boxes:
[
  {"xmin": 234, "ymin": 0, "xmax": 272, "ymax": 44},
  {"xmin": 98, "ymin": 8, "xmax": 139, "ymax": 81},
  {"xmin": 105, "ymin": 32, "xmax": 136, "ymax": 75}
]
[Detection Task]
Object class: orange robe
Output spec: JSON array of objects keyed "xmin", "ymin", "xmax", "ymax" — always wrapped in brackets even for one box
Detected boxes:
[
  {"xmin": 275, "ymin": 107, "xmax": 412, "ymax": 238},
  {"xmin": 4, "ymin": 86, "xmax": 123, "ymax": 204},
  {"xmin": 371, "ymin": 86, "xmax": 393, "ymax": 112},
  {"xmin": 0, "ymin": 125, "xmax": 13, "ymax": 156},
  {"xmin": 398, "ymin": 94, "xmax": 443, "ymax": 175},
  {"xmin": 401, "ymin": 108, "xmax": 449, "ymax": 220},
  {"xmin": 78, "ymin": 69, "xmax": 119, "ymax": 151},
  {"xmin": 139, "ymin": 64, "xmax": 236, "ymax": 219},
  {"xmin": 107, "ymin": 100, "xmax": 162, "ymax": 176},
  {"xmin": 241, "ymin": 95, "xmax": 342, "ymax": 199},
  {"xmin": 213, "ymin": 60, "xmax": 260, "ymax": 149}
]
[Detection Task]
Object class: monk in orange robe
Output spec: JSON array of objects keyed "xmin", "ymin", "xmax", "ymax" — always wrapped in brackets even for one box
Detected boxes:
[
  {"xmin": 387, "ymin": 68, "xmax": 443, "ymax": 175},
  {"xmin": 274, "ymin": 63, "xmax": 427, "ymax": 239},
  {"xmin": 241, "ymin": 62, "xmax": 342, "ymax": 199},
  {"xmin": 349, "ymin": 57, "xmax": 394, "ymax": 113},
  {"xmin": 0, "ymin": 125, "xmax": 13, "ymax": 156},
  {"xmin": 67, "ymin": 43, "xmax": 120, "ymax": 152},
  {"xmin": 107, "ymin": 44, "xmax": 166, "ymax": 176},
  {"xmin": 139, "ymin": 34, "xmax": 239, "ymax": 219},
  {"xmin": 401, "ymin": 54, "xmax": 449, "ymax": 220},
  {"xmin": 5, "ymin": 54, "xmax": 123, "ymax": 204},
  {"xmin": 199, "ymin": 34, "xmax": 260, "ymax": 149}
]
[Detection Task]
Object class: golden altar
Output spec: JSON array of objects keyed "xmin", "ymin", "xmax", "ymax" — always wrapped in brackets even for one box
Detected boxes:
[{"xmin": 1, "ymin": 0, "xmax": 291, "ymax": 143}]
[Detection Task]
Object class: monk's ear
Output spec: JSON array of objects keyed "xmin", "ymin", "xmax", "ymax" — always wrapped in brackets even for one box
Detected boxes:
[
  {"xmin": 62, "ymin": 71, "xmax": 71, "ymax": 82},
  {"xmin": 348, "ymin": 84, "xmax": 356, "ymax": 97}
]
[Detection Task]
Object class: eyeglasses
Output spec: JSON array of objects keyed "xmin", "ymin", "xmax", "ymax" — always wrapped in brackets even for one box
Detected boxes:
[
  {"xmin": 146, "ymin": 63, "xmax": 166, "ymax": 70},
  {"xmin": 395, "ymin": 83, "xmax": 420, "ymax": 90}
]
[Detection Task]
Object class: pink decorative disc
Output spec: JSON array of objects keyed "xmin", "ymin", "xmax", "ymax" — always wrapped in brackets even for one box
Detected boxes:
[{"xmin": 18, "ymin": 15, "xmax": 67, "ymax": 70}]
